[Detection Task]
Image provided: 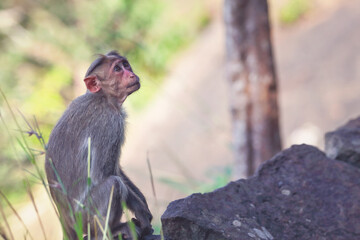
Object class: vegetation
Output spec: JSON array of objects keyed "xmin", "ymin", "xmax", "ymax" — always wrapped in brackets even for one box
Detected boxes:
[
  {"xmin": 0, "ymin": 97, "xmax": 157, "ymax": 239},
  {"xmin": 0, "ymin": 0, "xmax": 210, "ymax": 204},
  {"xmin": 279, "ymin": 0, "xmax": 310, "ymax": 24}
]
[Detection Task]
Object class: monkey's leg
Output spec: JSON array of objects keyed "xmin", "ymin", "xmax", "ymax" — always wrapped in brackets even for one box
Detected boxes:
[
  {"xmin": 61, "ymin": 216, "xmax": 78, "ymax": 240},
  {"xmin": 111, "ymin": 221, "xmax": 145, "ymax": 240},
  {"xmin": 83, "ymin": 222, "xmax": 140, "ymax": 240},
  {"xmin": 84, "ymin": 176, "xmax": 131, "ymax": 239},
  {"xmin": 50, "ymin": 187, "xmax": 79, "ymax": 240}
]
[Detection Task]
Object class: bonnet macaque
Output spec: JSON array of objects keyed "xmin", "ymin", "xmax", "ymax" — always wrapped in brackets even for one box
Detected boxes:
[{"xmin": 45, "ymin": 51, "xmax": 153, "ymax": 240}]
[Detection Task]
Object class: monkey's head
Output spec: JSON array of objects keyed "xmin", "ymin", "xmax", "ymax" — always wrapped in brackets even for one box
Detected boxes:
[{"xmin": 84, "ymin": 51, "xmax": 140, "ymax": 104}]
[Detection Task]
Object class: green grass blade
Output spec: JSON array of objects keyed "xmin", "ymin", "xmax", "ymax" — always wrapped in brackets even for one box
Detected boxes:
[
  {"xmin": 102, "ymin": 185, "xmax": 114, "ymax": 240},
  {"xmin": 0, "ymin": 200, "xmax": 14, "ymax": 240}
]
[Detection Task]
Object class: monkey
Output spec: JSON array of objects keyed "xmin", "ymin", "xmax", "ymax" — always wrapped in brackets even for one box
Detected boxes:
[{"xmin": 45, "ymin": 51, "xmax": 153, "ymax": 240}]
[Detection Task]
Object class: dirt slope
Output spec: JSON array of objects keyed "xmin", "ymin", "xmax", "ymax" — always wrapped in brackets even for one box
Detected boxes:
[{"xmin": 124, "ymin": 0, "xmax": 360, "ymax": 219}]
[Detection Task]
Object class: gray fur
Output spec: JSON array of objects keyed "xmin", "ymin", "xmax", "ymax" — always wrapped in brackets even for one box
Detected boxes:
[
  {"xmin": 46, "ymin": 93, "xmax": 126, "ymax": 196},
  {"xmin": 45, "ymin": 53, "xmax": 152, "ymax": 240}
]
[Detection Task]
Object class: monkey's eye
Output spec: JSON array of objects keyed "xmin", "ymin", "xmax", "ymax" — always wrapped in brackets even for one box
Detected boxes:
[
  {"xmin": 114, "ymin": 65, "xmax": 121, "ymax": 72},
  {"xmin": 123, "ymin": 61, "xmax": 130, "ymax": 69}
]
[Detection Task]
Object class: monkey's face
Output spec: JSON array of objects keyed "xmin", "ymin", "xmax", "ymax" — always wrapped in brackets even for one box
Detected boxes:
[
  {"xmin": 84, "ymin": 55, "xmax": 141, "ymax": 104},
  {"xmin": 106, "ymin": 57, "xmax": 140, "ymax": 98},
  {"xmin": 86, "ymin": 58, "xmax": 139, "ymax": 103}
]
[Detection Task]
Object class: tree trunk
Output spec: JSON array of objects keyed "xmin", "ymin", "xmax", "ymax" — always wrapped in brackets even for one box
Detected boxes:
[{"xmin": 224, "ymin": 0, "xmax": 281, "ymax": 178}]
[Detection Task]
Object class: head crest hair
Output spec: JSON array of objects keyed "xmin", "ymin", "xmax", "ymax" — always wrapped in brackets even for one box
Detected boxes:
[{"xmin": 85, "ymin": 50, "xmax": 123, "ymax": 77}]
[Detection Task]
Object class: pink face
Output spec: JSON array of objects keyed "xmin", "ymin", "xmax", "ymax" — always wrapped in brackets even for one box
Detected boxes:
[{"xmin": 84, "ymin": 57, "xmax": 140, "ymax": 103}]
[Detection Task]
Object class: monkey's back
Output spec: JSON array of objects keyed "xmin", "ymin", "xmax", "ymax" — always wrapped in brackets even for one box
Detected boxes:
[{"xmin": 45, "ymin": 92, "xmax": 126, "ymax": 204}]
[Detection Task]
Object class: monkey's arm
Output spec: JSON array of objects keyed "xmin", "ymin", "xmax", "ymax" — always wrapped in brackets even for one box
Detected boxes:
[
  {"xmin": 117, "ymin": 169, "xmax": 153, "ymax": 237},
  {"xmin": 126, "ymin": 188, "xmax": 154, "ymax": 237},
  {"xmin": 119, "ymin": 168, "xmax": 150, "ymax": 209}
]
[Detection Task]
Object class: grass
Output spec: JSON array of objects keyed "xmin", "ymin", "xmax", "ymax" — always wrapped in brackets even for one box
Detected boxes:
[
  {"xmin": 0, "ymin": 86, "xmax": 232, "ymax": 239},
  {"xmin": 0, "ymin": 0, "xmax": 214, "ymax": 203},
  {"xmin": 0, "ymin": 89, "xmax": 50, "ymax": 239},
  {"xmin": 0, "ymin": 89, "xmax": 164, "ymax": 240}
]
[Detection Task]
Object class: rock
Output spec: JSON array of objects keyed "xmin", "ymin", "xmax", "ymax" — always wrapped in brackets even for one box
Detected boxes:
[
  {"xmin": 142, "ymin": 234, "xmax": 162, "ymax": 240},
  {"xmin": 325, "ymin": 116, "xmax": 360, "ymax": 168},
  {"xmin": 161, "ymin": 145, "xmax": 360, "ymax": 240}
]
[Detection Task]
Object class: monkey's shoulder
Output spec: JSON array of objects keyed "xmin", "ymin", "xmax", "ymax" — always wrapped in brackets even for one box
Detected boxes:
[
  {"xmin": 55, "ymin": 93, "xmax": 126, "ymax": 134},
  {"xmin": 65, "ymin": 93, "xmax": 126, "ymax": 119}
]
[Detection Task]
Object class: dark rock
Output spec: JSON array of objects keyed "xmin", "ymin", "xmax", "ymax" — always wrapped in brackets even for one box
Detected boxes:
[
  {"xmin": 142, "ymin": 234, "xmax": 162, "ymax": 240},
  {"xmin": 161, "ymin": 145, "xmax": 360, "ymax": 240},
  {"xmin": 325, "ymin": 116, "xmax": 360, "ymax": 168}
]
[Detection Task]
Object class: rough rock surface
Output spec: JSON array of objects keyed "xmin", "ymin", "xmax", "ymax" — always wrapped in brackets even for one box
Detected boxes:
[
  {"xmin": 325, "ymin": 116, "xmax": 360, "ymax": 168},
  {"xmin": 161, "ymin": 145, "xmax": 360, "ymax": 240}
]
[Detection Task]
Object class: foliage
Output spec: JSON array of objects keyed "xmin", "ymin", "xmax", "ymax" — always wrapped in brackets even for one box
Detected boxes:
[
  {"xmin": 0, "ymin": 98, "xmax": 142, "ymax": 239},
  {"xmin": 0, "ymin": 0, "xmax": 211, "ymax": 204},
  {"xmin": 279, "ymin": 0, "xmax": 310, "ymax": 24}
]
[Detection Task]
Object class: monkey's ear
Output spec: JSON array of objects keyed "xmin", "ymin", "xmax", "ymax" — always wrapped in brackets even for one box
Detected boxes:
[{"xmin": 84, "ymin": 76, "xmax": 101, "ymax": 93}]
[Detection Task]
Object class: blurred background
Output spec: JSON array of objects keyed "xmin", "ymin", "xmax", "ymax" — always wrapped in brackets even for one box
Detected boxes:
[{"xmin": 0, "ymin": 0, "xmax": 359, "ymax": 239}]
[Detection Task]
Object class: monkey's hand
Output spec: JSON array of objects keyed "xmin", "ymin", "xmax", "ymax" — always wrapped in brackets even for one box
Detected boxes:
[
  {"xmin": 133, "ymin": 206, "xmax": 152, "ymax": 230},
  {"xmin": 132, "ymin": 218, "xmax": 154, "ymax": 237}
]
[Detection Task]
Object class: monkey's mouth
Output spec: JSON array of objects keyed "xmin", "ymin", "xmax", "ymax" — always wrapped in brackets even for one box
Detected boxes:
[
  {"xmin": 127, "ymin": 81, "xmax": 140, "ymax": 94},
  {"xmin": 127, "ymin": 81, "xmax": 140, "ymax": 89}
]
